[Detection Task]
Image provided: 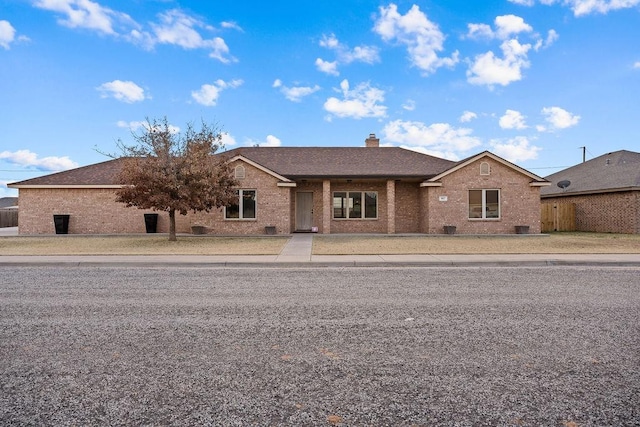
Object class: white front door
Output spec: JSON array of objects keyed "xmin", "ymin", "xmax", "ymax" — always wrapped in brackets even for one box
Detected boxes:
[{"xmin": 295, "ymin": 192, "xmax": 314, "ymax": 231}]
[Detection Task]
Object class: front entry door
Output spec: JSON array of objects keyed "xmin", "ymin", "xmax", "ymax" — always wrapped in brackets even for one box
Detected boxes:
[{"xmin": 295, "ymin": 192, "xmax": 314, "ymax": 231}]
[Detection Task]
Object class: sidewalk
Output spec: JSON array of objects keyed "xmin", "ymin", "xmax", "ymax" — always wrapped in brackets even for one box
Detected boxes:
[{"xmin": 1, "ymin": 233, "xmax": 639, "ymax": 267}]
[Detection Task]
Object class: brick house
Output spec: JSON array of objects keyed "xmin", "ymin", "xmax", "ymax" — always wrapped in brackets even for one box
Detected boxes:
[
  {"xmin": 9, "ymin": 134, "xmax": 549, "ymax": 235},
  {"xmin": 541, "ymin": 150, "xmax": 640, "ymax": 234}
]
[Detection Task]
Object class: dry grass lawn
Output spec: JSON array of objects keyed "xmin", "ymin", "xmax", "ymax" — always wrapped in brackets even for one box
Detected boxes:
[
  {"xmin": 312, "ymin": 233, "xmax": 640, "ymax": 255},
  {"xmin": 0, "ymin": 232, "xmax": 638, "ymax": 256},
  {"xmin": 0, "ymin": 236, "xmax": 288, "ymax": 256}
]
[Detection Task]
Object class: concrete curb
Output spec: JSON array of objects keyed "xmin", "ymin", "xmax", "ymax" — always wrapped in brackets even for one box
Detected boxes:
[{"xmin": 1, "ymin": 258, "xmax": 639, "ymax": 268}]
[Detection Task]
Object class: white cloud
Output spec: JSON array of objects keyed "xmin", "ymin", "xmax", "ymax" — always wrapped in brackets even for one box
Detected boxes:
[
  {"xmin": 318, "ymin": 33, "xmax": 380, "ymax": 74},
  {"xmin": 495, "ymin": 15, "xmax": 533, "ymax": 39},
  {"xmin": 466, "ymin": 15, "xmax": 554, "ymax": 85},
  {"xmin": 315, "ymin": 58, "xmax": 340, "ymax": 76},
  {"xmin": 467, "ymin": 15, "xmax": 532, "ymax": 40},
  {"xmin": 273, "ymin": 80, "xmax": 320, "ymax": 102},
  {"xmin": 539, "ymin": 106, "xmax": 580, "ymax": 130},
  {"xmin": 507, "ymin": 0, "xmax": 640, "ymax": 16},
  {"xmin": 467, "ymin": 39, "xmax": 532, "ymax": 87},
  {"xmin": 467, "ymin": 23, "xmax": 494, "ymax": 39},
  {"xmin": 459, "ymin": 111, "xmax": 478, "ymax": 123},
  {"xmin": 489, "ymin": 136, "xmax": 541, "ymax": 162},
  {"xmin": 221, "ymin": 21, "xmax": 243, "ymax": 32},
  {"xmin": 0, "ymin": 20, "xmax": 29, "ymax": 49},
  {"xmin": 220, "ymin": 132, "xmax": 237, "ymax": 147},
  {"xmin": 382, "ymin": 119, "xmax": 482, "ymax": 160},
  {"xmin": 633, "ymin": 61, "xmax": 640, "ymax": 69},
  {"xmin": 545, "ymin": 29, "xmax": 559, "ymax": 47},
  {"xmin": 535, "ymin": 29, "xmax": 559, "ymax": 50},
  {"xmin": 116, "ymin": 120, "xmax": 180, "ymax": 134},
  {"xmin": 323, "ymin": 79, "xmax": 387, "ymax": 120},
  {"xmin": 0, "ymin": 149, "xmax": 78, "ymax": 171},
  {"xmin": 34, "ymin": 2, "xmax": 235, "ymax": 62},
  {"xmin": 97, "ymin": 80, "xmax": 147, "ymax": 103},
  {"xmin": 373, "ymin": 3, "xmax": 459, "ymax": 75},
  {"xmin": 402, "ymin": 99, "xmax": 416, "ymax": 111},
  {"xmin": 245, "ymin": 135, "xmax": 282, "ymax": 147},
  {"xmin": 33, "ymin": 0, "xmax": 135, "ymax": 35},
  {"xmin": 191, "ymin": 79, "xmax": 243, "ymax": 107},
  {"xmin": 151, "ymin": 9, "xmax": 234, "ymax": 62},
  {"xmin": 499, "ymin": 109, "xmax": 528, "ymax": 129}
]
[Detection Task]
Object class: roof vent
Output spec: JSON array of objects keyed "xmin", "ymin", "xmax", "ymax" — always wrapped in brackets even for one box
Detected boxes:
[{"xmin": 365, "ymin": 133, "xmax": 379, "ymax": 148}]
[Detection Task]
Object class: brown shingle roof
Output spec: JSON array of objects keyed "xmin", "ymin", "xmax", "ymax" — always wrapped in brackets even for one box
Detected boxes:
[
  {"xmin": 541, "ymin": 150, "xmax": 640, "ymax": 196},
  {"xmin": 10, "ymin": 147, "xmax": 457, "ymax": 187},
  {"xmin": 225, "ymin": 146, "xmax": 455, "ymax": 179},
  {"xmin": 9, "ymin": 158, "xmax": 126, "ymax": 186}
]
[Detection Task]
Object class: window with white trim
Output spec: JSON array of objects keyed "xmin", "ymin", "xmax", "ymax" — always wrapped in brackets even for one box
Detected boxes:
[
  {"xmin": 469, "ymin": 189, "xmax": 500, "ymax": 219},
  {"xmin": 333, "ymin": 191, "xmax": 377, "ymax": 219},
  {"xmin": 225, "ymin": 189, "xmax": 256, "ymax": 219}
]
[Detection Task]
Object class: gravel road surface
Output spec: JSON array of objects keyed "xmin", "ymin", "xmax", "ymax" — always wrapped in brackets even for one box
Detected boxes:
[{"xmin": 1, "ymin": 266, "xmax": 639, "ymax": 426}]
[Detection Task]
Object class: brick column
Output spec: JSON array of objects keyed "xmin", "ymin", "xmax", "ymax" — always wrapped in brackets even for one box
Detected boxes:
[
  {"xmin": 322, "ymin": 179, "xmax": 331, "ymax": 234},
  {"xmin": 387, "ymin": 180, "xmax": 395, "ymax": 234}
]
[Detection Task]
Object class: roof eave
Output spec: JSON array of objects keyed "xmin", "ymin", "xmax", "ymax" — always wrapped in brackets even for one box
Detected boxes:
[
  {"xmin": 541, "ymin": 186, "xmax": 640, "ymax": 198},
  {"xmin": 8, "ymin": 184, "xmax": 123, "ymax": 189}
]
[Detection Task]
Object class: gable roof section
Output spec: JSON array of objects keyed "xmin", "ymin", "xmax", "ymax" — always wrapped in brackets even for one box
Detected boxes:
[
  {"xmin": 541, "ymin": 150, "xmax": 640, "ymax": 197},
  {"xmin": 421, "ymin": 151, "xmax": 549, "ymax": 187},
  {"xmin": 223, "ymin": 146, "xmax": 456, "ymax": 179}
]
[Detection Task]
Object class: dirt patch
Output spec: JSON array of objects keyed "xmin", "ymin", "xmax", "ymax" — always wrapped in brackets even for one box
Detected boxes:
[{"xmin": 312, "ymin": 233, "xmax": 640, "ymax": 255}]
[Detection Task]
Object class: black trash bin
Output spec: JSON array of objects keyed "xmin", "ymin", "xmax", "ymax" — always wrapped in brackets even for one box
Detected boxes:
[
  {"xmin": 144, "ymin": 213, "xmax": 158, "ymax": 233},
  {"xmin": 443, "ymin": 225, "xmax": 456, "ymax": 235},
  {"xmin": 53, "ymin": 214, "xmax": 70, "ymax": 234}
]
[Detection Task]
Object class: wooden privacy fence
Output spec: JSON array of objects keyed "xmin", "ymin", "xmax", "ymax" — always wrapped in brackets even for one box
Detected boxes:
[
  {"xmin": 0, "ymin": 209, "xmax": 18, "ymax": 228},
  {"xmin": 541, "ymin": 202, "xmax": 575, "ymax": 232}
]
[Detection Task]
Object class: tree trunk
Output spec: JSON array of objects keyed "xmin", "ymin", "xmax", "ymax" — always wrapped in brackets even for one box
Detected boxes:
[{"xmin": 168, "ymin": 209, "xmax": 177, "ymax": 241}]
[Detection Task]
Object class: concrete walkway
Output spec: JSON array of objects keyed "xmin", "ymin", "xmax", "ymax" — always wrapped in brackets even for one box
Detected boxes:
[{"xmin": 275, "ymin": 233, "xmax": 313, "ymax": 262}]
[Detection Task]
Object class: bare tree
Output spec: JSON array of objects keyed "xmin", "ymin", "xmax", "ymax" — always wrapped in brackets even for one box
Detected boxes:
[{"xmin": 113, "ymin": 117, "xmax": 238, "ymax": 241}]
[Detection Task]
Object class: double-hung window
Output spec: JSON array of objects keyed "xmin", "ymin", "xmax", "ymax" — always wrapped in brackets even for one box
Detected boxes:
[
  {"xmin": 333, "ymin": 191, "xmax": 377, "ymax": 219},
  {"xmin": 225, "ymin": 189, "xmax": 256, "ymax": 220},
  {"xmin": 469, "ymin": 189, "xmax": 500, "ymax": 219}
]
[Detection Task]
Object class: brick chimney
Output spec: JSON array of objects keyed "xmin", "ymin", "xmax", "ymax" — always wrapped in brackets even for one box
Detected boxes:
[{"xmin": 365, "ymin": 133, "xmax": 379, "ymax": 147}]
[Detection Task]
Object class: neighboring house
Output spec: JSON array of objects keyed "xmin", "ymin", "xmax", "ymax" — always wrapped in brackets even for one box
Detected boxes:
[
  {"xmin": 0, "ymin": 197, "xmax": 18, "ymax": 209},
  {"xmin": 8, "ymin": 134, "xmax": 549, "ymax": 235},
  {"xmin": 541, "ymin": 150, "xmax": 640, "ymax": 234}
]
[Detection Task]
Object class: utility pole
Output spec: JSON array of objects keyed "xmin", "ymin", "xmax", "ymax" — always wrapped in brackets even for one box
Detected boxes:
[{"xmin": 579, "ymin": 146, "xmax": 586, "ymax": 162}]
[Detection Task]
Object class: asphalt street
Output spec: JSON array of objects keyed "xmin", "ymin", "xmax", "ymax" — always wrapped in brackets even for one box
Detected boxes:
[{"xmin": 1, "ymin": 266, "xmax": 639, "ymax": 426}]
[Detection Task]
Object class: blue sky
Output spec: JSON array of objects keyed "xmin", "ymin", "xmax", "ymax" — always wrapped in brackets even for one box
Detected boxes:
[{"xmin": 1, "ymin": 0, "xmax": 639, "ymax": 197}]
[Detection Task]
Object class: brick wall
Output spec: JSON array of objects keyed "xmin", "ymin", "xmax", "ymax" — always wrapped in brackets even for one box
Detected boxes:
[
  {"xmin": 395, "ymin": 182, "xmax": 421, "ymax": 233},
  {"xmin": 542, "ymin": 191, "xmax": 639, "ymax": 234},
  {"xmin": 17, "ymin": 188, "xmax": 166, "ymax": 234},
  {"xmin": 17, "ymin": 159, "xmax": 293, "ymax": 235},
  {"xmin": 181, "ymin": 160, "xmax": 292, "ymax": 235},
  {"xmin": 426, "ymin": 158, "xmax": 542, "ymax": 234}
]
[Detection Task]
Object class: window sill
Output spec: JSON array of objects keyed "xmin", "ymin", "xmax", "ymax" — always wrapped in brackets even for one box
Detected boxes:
[{"xmin": 332, "ymin": 218, "xmax": 379, "ymax": 221}]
